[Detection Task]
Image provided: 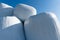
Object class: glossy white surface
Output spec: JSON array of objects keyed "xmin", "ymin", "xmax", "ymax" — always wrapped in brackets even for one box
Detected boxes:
[
  {"xmin": 0, "ymin": 16, "xmax": 25, "ymax": 40},
  {"xmin": 24, "ymin": 12, "xmax": 60, "ymax": 40},
  {"xmin": 14, "ymin": 4, "xmax": 37, "ymax": 21},
  {"xmin": 0, "ymin": 3, "xmax": 13, "ymax": 16}
]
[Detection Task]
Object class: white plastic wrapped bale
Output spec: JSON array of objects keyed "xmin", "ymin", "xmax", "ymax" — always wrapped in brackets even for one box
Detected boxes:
[
  {"xmin": 24, "ymin": 12, "xmax": 60, "ymax": 40},
  {"xmin": 0, "ymin": 16, "xmax": 25, "ymax": 40},
  {"xmin": 14, "ymin": 4, "xmax": 37, "ymax": 21},
  {"xmin": 0, "ymin": 3, "xmax": 13, "ymax": 16}
]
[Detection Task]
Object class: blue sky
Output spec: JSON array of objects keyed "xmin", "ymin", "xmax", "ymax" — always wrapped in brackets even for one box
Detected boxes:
[{"xmin": 0, "ymin": 0, "xmax": 60, "ymax": 20}]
